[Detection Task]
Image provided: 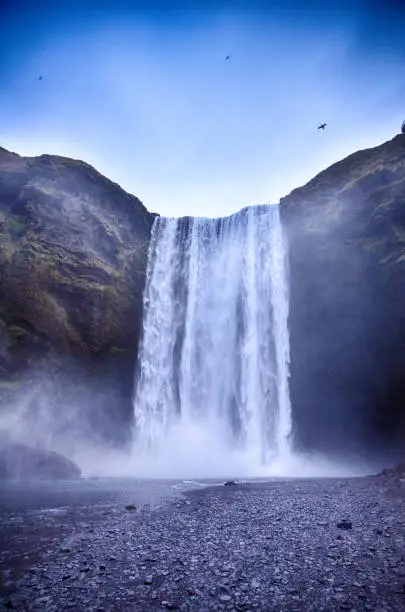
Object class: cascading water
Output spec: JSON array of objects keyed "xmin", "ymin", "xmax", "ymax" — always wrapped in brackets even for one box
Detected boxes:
[{"xmin": 133, "ymin": 205, "xmax": 292, "ymax": 477}]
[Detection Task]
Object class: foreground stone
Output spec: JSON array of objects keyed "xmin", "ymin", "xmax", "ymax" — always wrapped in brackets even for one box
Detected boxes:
[
  {"xmin": 378, "ymin": 461, "xmax": 405, "ymax": 482},
  {"xmin": 0, "ymin": 434, "xmax": 81, "ymax": 480},
  {"xmin": 0, "ymin": 476, "xmax": 404, "ymax": 610}
]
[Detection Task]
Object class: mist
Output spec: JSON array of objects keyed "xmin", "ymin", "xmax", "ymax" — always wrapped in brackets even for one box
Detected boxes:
[{"xmin": 1, "ymin": 385, "xmax": 378, "ymax": 481}]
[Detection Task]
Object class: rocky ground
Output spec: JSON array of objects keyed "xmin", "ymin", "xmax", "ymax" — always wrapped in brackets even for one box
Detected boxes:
[{"xmin": 1, "ymin": 476, "xmax": 404, "ymax": 611}]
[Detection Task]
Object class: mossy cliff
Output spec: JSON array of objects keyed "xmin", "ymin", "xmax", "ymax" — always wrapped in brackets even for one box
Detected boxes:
[
  {"xmin": 0, "ymin": 146, "xmax": 155, "ymax": 441},
  {"xmin": 280, "ymin": 134, "xmax": 405, "ymax": 455}
]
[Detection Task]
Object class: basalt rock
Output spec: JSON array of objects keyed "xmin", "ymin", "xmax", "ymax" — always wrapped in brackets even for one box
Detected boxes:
[
  {"xmin": 280, "ymin": 133, "xmax": 405, "ymax": 456},
  {"xmin": 0, "ymin": 146, "xmax": 155, "ymax": 441},
  {"xmin": 0, "ymin": 431, "xmax": 81, "ymax": 480}
]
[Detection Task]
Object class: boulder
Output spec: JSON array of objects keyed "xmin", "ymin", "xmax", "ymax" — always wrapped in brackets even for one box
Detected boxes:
[
  {"xmin": 378, "ymin": 461, "xmax": 405, "ymax": 478},
  {"xmin": 0, "ymin": 432, "xmax": 81, "ymax": 480}
]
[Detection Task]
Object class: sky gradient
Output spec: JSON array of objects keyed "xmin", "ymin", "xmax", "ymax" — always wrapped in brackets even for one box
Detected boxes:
[{"xmin": 1, "ymin": 0, "xmax": 404, "ymax": 217}]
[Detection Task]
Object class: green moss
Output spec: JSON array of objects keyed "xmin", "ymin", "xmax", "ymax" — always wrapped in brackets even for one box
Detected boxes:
[
  {"xmin": 0, "ymin": 177, "xmax": 142, "ymax": 355},
  {"xmin": 22, "ymin": 236, "xmax": 122, "ymax": 284},
  {"xmin": 6, "ymin": 214, "xmax": 27, "ymax": 237},
  {"xmin": 0, "ymin": 379, "xmax": 20, "ymax": 390},
  {"xmin": 109, "ymin": 346, "xmax": 127, "ymax": 355}
]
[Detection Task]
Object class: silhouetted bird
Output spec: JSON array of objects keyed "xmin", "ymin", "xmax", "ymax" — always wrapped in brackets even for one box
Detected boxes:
[
  {"xmin": 225, "ymin": 55, "xmax": 231, "ymax": 60},
  {"xmin": 39, "ymin": 76, "xmax": 43, "ymax": 81},
  {"xmin": 317, "ymin": 123, "xmax": 327, "ymax": 130},
  {"xmin": 401, "ymin": 120, "xmax": 405, "ymax": 134}
]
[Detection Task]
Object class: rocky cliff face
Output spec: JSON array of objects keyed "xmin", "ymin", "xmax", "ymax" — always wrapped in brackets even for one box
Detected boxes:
[
  {"xmin": 281, "ymin": 134, "xmax": 405, "ymax": 457},
  {"xmin": 0, "ymin": 147, "xmax": 155, "ymax": 444}
]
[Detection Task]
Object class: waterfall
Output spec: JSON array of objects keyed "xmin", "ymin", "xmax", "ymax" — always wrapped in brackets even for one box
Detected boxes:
[{"xmin": 133, "ymin": 205, "xmax": 292, "ymax": 475}]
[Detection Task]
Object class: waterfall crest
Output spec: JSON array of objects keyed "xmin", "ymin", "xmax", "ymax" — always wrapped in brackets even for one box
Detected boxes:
[{"xmin": 133, "ymin": 205, "xmax": 292, "ymax": 475}]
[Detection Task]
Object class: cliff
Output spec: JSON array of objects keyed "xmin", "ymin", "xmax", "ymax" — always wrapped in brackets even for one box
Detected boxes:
[
  {"xmin": 280, "ymin": 134, "xmax": 405, "ymax": 456},
  {"xmin": 0, "ymin": 147, "xmax": 155, "ymax": 442}
]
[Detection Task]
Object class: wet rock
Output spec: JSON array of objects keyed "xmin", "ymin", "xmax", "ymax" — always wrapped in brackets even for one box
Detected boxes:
[
  {"xmin": 280, "ymin": 134, "xmax": 405, "ymax": 455},
  {"xmin": 224, "ymin": 481, "xmax": 237, "ymax": 486},
  {"xmin": 337, "ymin": 520, "xmax": 352, "ymax": 530},
  {"xmin": 2, "ymin": 476, "xmax": 404, "ymax": 611},
  {"xmin": 161, "ymin": 601, "xmax": 176, "ymax": 610},
  {"xmin": 0, "ymin": 146, "xmax": 153, "ymax": 361},
  {"xmin": 124, "ymin": 504, "xmax": 137, "ymax": 511},
  {"xmin": 0, "ymin": 438, "xmax": 81, "ymax": 481},
  {"xmin": 378, "ymin": 462, "xmax": 405, "ymax": 480},
  {"xmin": 220, "ymin": 594, "xmax": 231, "ymax": 601},
  {"xmin": 1, "ymin": 580, "xmax": 16, "ymax": 595}
]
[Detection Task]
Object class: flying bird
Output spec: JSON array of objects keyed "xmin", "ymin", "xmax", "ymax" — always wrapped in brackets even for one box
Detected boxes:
[
  {"xmin": 317, "ymin": 123, "xmax": 327, "ymax": 130},
  {"xmin": 38, "ymin": 76, "xmax": 43, "ymax": 81},
  {"xmin": 225, "ymin": 55, "xmax": 231, "ymax": 61}
]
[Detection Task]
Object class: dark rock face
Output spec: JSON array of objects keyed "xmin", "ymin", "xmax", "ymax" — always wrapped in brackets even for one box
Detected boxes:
[
  {"xmin": 0, "ymin": 147, "xmax": 155, "ymax": 442},
  {"xmin": 0, "ymin": 432, "xmax": 81, "ymax": 480},
  {"xmin": 378, "ymin": 461, "xmax": 405, "ymax": 479},
  {"xmin": 281, "ymin": 134, "xmax": 405, "ymax": 457},
  {"xmin": 0, "ymin": 146, "xmax": 154, "ymax": 354}
]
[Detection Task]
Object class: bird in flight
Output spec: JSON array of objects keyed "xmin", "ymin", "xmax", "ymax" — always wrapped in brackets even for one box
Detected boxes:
[
  {"xmin": 38, "ymin": 76, "xmax": 43, "ymax": 81},
  {"xmin": 317, "ymin": 123, "xmax": 327, "ymax": 130},
  {"xmin": 225, "ymin": 55, "xmax": 231, "ymax": 61}
]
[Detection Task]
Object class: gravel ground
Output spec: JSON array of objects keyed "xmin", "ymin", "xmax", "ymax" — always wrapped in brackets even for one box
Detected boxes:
[{"xmin": 1, "ymin": 476, "xmax": 404, "ymax": 611}]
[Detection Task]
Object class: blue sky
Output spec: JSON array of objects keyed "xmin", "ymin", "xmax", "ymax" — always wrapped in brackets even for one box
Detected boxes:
[{"xmin": 1, "ymin": 0, "xmax": 404, "ymax": 217}]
